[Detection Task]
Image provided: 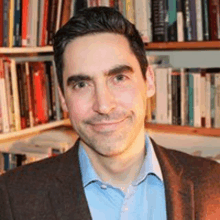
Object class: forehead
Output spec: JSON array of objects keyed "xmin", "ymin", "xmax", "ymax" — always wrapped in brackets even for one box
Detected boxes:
[{"xmin": 62, "ymin": 33, "xmax": 140, "ymax": 77}]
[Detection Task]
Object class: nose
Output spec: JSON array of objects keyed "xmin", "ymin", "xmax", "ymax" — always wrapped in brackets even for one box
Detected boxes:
[{"xmin": 92, "ymin": 85, "xmax": 116, "ymax": 114}]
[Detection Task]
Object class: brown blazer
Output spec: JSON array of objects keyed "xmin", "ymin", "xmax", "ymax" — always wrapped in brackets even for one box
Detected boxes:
[{"xmin": 0, "ymin": 138, "xmax": 220, "ymax": 220}]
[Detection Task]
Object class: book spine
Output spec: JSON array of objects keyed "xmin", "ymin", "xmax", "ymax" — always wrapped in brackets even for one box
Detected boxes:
[
  {"xmin": 200, "ymin": 70, "xmax": 206, "ymax": 127},
  {"xmin": 3, "ymin": 0, "xmax": 9, "ymax": 46},
  {"xmin": 0, "ymin": 0, "xmax": 3, "ymax": 46},
  {"xmin": 167, "ymin": 67, "xmax": 172, "ymax": 124},
  {"xmin": 188, "ymin": 0, "xmax": 197, "ymax": 41},
  {"xmin": 188, "ymin": 71, "xmax": 194, "ymax": 126},
  {"xmin": 209, "ymin": 0, "xmax": 219, "ymax": 40},
  {"xmin": 16, "ymin": 63, "xmax": 27, "ymax": 129},
  {"xmin": 214, "ymin": 73, "xmax": 220, "ymax": 127},
  {"xmin": 205, "ymin": 73, "xmax": 211, "ymax": 128},
  {"xmin": 183, "ymin": 0, "xmax": 192, "ymax": 41},
  {"xmin": 41, "ymin": 0, "xmax": 49, "ymax": 46},
  {"xmin": 21, "ymin": 0, "xmax": 29, "ymax": 46},
  {"xmin": 193, "ymin": 71, "xmax": 201, "ymax": 127},
  {"xmin": 202, "ymin": 0, "xmax": 210, "ymax": 41},
  {"xmin": 0, "ymin": 59, "xmax": 10, "ymax": 133},
  {"xmin": 211, "ymin": 73, "xmax": 215, "ymax": 127},
  {"xmin": 8, "ymin": 0, "xmax": 15, "ymax": 47},
  {"xmin": 3, "ymin": 60, "xmax": 15, "ymax": 131},
  {"xmin": 38, "ymin": 0, "xmax": 45, "ymax": 46},
  {"xmin": 10, "ymin": 59, "xmax": 21, "ymax": 131},
  {"xmin": 55, "ymin": 0, "xmax": 63, "ymax": 32},
  {"xmin": 176, "ymin": 69, "xmax": 181, "ymax": 125},
  {"xmin": 177, "ymin": 0, "xmax": 184, "ymax": 42},
  {"xmin": 134, "ymin": 0, "xmax": 149, "ymax": 42},
  {"xmin": 195, "ymin": 0, "xmax": 203, "ymax": 41},
  {"xmin": 125, "ymin": 0, "xmax": 135, "ymax": 24},
  {"xmin": 151, "ymin": 0, "xmax": 166, "ymax": 42},
  {"xmin": 47, "ymin": 0, "xmax": 58, "ymax": 45},
  {"xmin": 13, "ymin": 0, "xmax": 22, "ymax": 46},
  {"xmin": 101, "ymin": 0, "xmax": 110, "ymax": 7},
  {"xmin": 180, "ymin": 68, "xmax": 186, "ymax": 125},
  {"xmin": 25, "ymin": 62, "xmax": 34, "ymax": 127},
  {"xmin": 168, "ymin": 0, "xmax": 177, "ymax": 41},
  {"xmin": 60, "ymin": 0, "xmax": 72, "ymax": 27}
]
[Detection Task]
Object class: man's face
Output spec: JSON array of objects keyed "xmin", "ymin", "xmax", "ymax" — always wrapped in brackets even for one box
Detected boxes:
[{"xmin": 62, "ymin": 33, "xmax": 147, "ymax": 157}]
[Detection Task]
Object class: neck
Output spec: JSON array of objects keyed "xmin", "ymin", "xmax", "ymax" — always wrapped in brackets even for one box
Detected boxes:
[{"xmin": 82, "ymin": 131, "xmax": 146, "ymax": 190}]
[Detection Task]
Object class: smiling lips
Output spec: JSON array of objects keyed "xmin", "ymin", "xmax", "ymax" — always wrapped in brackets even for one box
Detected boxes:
[{"xmin": 90, "ymin": 118, "xmax": 127, "ymax": 132}]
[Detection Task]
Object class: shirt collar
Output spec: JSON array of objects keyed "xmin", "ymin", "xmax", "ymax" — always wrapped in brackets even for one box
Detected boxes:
[{"xmin": 78, "ymin": 134, "xmax": 163, "ymax": 188}]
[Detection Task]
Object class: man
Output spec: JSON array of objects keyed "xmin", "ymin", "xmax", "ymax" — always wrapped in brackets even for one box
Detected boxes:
[{"xmin": 0, "ymin": 7, "xmax": 220, "ymax": 220}]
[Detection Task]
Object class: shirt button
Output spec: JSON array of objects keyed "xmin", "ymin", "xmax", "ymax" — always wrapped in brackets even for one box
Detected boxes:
[{"xmin": 100, "ymin": 184, "xmax": 107, "ymax": 189}]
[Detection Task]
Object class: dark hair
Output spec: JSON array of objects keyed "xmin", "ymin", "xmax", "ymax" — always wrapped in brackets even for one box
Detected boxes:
[{"xmin": 53, "ymin": 7, "xmax": 148, "ymax": 92}]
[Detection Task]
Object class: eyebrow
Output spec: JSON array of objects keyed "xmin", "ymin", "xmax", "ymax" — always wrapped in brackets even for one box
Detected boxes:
[{"xmin": 66, "ymin": 64, "xmax": 134, "ymax": 86}]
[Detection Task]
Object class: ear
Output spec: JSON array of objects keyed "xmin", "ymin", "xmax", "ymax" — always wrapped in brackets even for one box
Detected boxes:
[
  {"xmin": 146, "ymin": 65, "xmax": 155, "ymax": 98},
  {"xmin": 58, "ymin": 86, "xmax": 69, "ymax": 112}
]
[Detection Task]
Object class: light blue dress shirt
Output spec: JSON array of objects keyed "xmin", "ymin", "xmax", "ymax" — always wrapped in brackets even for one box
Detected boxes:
[{"xmin": 78, "ymin": 134, "xmax": 167, "ymax": 220}]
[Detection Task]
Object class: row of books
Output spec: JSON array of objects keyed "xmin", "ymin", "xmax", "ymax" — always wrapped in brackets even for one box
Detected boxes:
[
  {"xmin": 2, "ymin": 0, "xmax": 218, "ymax": 47},
  {"xmin": 0, "ymin": 58, "xmax": 66, "ymax": 134},
  {"xmin": 151, "ymin": 0, "xmax": 220, "ymax": 42},
  {"xmin": 0, "ymin": 0, "xmax": 77, "ymax": 47},
  {"xmin": 0, "ymin": 147, "xmax": 62, "ymax": 174},
  {"xmin": 153, "ymin": 67, "xmax": 220, "ymax": 128}
]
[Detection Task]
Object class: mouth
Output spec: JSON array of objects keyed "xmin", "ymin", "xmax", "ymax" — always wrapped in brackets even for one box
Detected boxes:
[{"xmin": 89, "ymin": 118, "xmax": 127, "ymax": 132}]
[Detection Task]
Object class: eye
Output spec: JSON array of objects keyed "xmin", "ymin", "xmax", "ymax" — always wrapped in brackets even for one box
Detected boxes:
[
  {"xmin": 72, "ymin": 81, "xmax": 88, "ymax": 90},
  {"xmin": 114, "ymin": 74, "xmax": 127, "ymax": 83}
]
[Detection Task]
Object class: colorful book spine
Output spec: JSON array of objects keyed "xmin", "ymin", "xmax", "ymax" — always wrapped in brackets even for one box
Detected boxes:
[
  {"xmin": 125, "ymin": 0, "xmax": 135, "ymax": 24},
  {"xmin": 21, "ymin": 0, "xmax": 29, "ymax": 46},
  {"xmin": 60, "ymin": 0, "xmax": 72, "ymax": 27},
  {"xmin": 201, "ymin": 0, "xmax": 210, "ymax": 41},
  {"xmin": 13, "ymin": 0, "xmax": 22, "ymax": 46},
  {"xmin": 209, "ymin": 0, "xmax": 219, "ymax": 40},
  {"xmin": 168, "ymin": 0, "xmax": 177, "ymax": 41},
  {"xmin": 8, "ymin": 0, "xmax": 15, "ymax": 47}
]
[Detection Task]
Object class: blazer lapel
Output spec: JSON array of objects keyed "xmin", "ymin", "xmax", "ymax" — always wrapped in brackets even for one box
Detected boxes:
[
  {"xmin": 152, "ymin": 139, "xmax": 195, "ymax": 220},
  {"xmin": 48, "ymin": 139, "xmax": 92, "ymax": 220}
]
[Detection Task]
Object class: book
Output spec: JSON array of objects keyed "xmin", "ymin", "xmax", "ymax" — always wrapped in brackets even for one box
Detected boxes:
[
  {"xmin": 101, "ymin": 0, "xmax": 110, "ymax": 7},
  {"xmin": 8, "ymin": 0, "xmax": 15, "ymax": 47},
  {"xmin": 0, "ymin": 0, "xmax": 3, "ymax": 46},
  {"xmin": 13, "ymin": 0, "xmax": 22, "ymax": 46},
  {"xmin": 60, "ymin": 0, "xmax": 72, "ymax": 27},
  {"xmin": 3, "ymin": 0, "xmax": 10, "ymax": 46},
  {"xmin": 176, "ymin": 0, "xmax": 184, "ymax": 42},
  {"xmin": 214, "ymin": 73, "xmax": 220, "ymax": 127},
  {"xmin": 151, "ymin": 0, "xmax": 167, "ymax": 42},
  {"xmin": 21, "ymin": 0, "xmax": 29, "ymax": 46},
  {"xmin": 200, "ymin": 70, "xmax": 206, "ymax": 127},
  {"xmin": 125, "ymin": 0, "xmax": 135, "ymax": 24},
  {"xmin": 25, "ymin": 62, "xmax": 34, "ymax": 127},
  {"xmin": 201, "ymin": 0, "xmax": 210, "ymax": 41},
  {"xmin": 189, "ymin": 0, "xmax": 197, "ymax": 41},
  {"xmin": 193, "ymin": 71, "xmax": 201, "ymax": 127},
  {"xmin": 188, "ymin": 69, "xmax": 194, "ymax": 126},
  {"xmin": 211, "ymin": 73, "xmax": 215, "ymax": 127},
  {"xmin": 10, "ymin": 59, "xmax": 21, "ymax": 131},
  {"xmin": 168, "ymin": 0, "xmax": 177, "ymax": 41},
  {"xmin": 167, "ymin": 67, "xmax": 172, "ymax": 124},
  {"xmin": 209, "ymin": 0, "xmax": 219, "ymax": 40},
  {"xmin": 155, "ymin": 67, "xmax": 168, "ymax": 124},
  {"xmin": 0, "ymin": 59, "xmax": 10, "ymax": 133},
  {"xmin": 195, "ymin": 0, "xmax": 203, "ymax": 41},
  {"xmin": 3, "ymin": 60, "xmax": 15, "ymax": 132},
  {"xmin": 205, "ymin": 72, "xmax": 211, "ymax": 128},
  {"xmin": 55, "ymin": 0, "xmax": 63, "ymax": 32},
  {"xmin": 134, "ymin": 0, "xmax": 150, "ymax": 42},
  {"xmin": 171, "ymin": 68, "xmax": 181, "ymax": 125}
]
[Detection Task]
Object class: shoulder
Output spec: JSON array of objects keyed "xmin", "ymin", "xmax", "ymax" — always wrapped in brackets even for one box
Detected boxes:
[{"xmin": 159, "ymin": 145, "xmax": 220, "ymax": 181}]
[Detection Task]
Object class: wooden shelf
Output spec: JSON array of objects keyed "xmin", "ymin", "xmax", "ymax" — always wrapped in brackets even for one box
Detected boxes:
[
  {"xmin": 145, "ymin": 41, "xmax": 220, "ymax": 50},
  {"xmin": 0, "ymin": 46, "xmax": 53, "ymax": 54},
  {"xmin": 145, "ymin": 123, "xmax": 220, "ymax": 137},
  {"xmin": 0, "ymin": 119, "xmax": 71, "ymax": 143}
]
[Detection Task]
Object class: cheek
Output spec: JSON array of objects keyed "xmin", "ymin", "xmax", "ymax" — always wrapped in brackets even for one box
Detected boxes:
[{"xmin": 66, "ymin": 96, "xmax": 91, "ymax": 122}]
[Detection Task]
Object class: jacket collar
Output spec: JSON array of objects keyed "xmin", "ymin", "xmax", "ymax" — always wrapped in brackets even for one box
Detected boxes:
[
  {"xmin": 151, "ymin": 138, "xmax": 195, "ymax": 220},
  {"xmin": 48, "ymin": 138, "xmax": 195, "ymax": 220}
]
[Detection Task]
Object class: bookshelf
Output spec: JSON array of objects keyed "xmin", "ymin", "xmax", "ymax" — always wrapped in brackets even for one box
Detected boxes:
[{"xmin": 0, "ymin": 46, "xmax": 53, "ymax": 54}]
